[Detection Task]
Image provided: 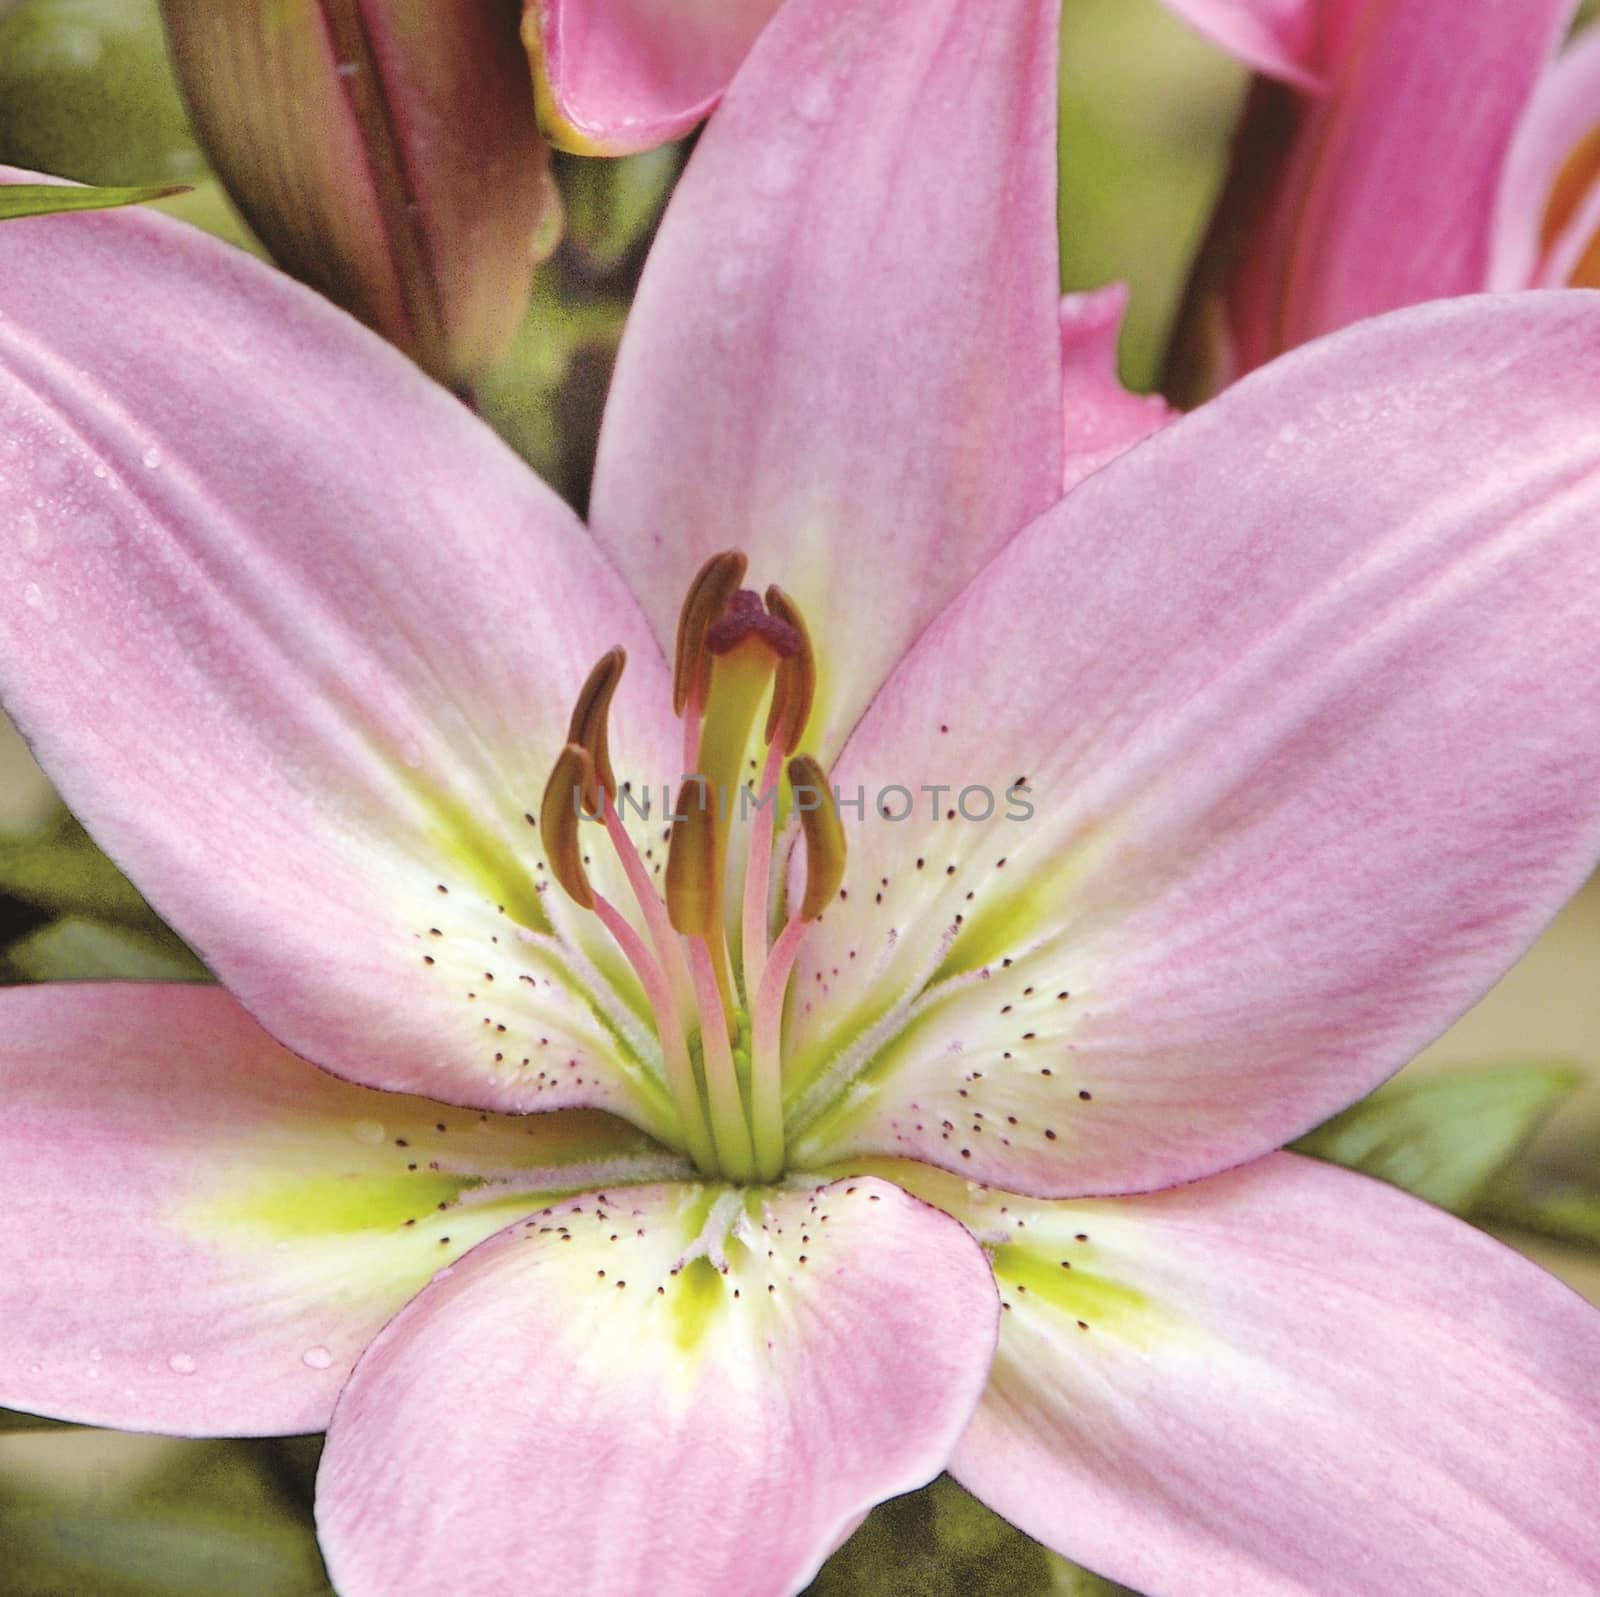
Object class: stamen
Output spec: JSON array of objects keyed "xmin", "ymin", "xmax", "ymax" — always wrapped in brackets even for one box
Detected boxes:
[
  {"xmin": 565, "ymin": 647, "xmax": 625, "ymax": 802},
  {"xmin": 602, "ymin": 794, "xmax": 695, "ymax": 1015},
  {"xmin": 743, "ymin": 588, "xmax": 813, "ymax": 1005},
  {"xmin": 533, "ymin": 561, "xmax": 846, "ymax": 1186},
  {"xmin": 789, "ymin": 754, "xmax": 847, "ymax": 921},
  {"xmin": 690, "ymin": 938, "xmax": 757, "ymax": 1183},
  {"xmin": 585, "ymin": 891, "xmax": 717, "ymax": 1172},
  {"xmin": 673, "ymin": 550, "xmax": 748, "ymax": 715},
  {"xmin": 762, "ymin": 586, "xmax": 815, "ymax": 754},
  {"xmin": 538, "ymin": 742, "xmax": 599, "ymax": 908},
  {"xmin": 664, "ymin": 776, "xmax": 719, "ymax": 938},
  {"xmin": 664, "ymin": 774, "xmax": 739, "ymax": 1030},
  {"xmin": 748, "ymin": 754, "xmax": 846, "ymax": 1180}
]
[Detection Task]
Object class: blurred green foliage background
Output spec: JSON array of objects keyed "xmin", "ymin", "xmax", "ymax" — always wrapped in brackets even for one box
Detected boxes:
[{"xmin": 0, "ymin": 1, "xmax": 1594, "ymax": 1593}]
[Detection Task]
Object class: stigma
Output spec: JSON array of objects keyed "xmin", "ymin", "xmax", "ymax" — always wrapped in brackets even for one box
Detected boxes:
[{"xmin": 538, "ymin": 552, "xmax": 843, "ymax": 1184}]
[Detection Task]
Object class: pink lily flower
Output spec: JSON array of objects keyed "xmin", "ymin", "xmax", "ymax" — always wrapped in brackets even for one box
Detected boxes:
[
  {"xmin": 3, "ymin": 1, "xmax": 1600, "ymax": 1592},
  {"xmin": 1168, "ymin": 0, "xmax": 1598, "ymax": 395}
]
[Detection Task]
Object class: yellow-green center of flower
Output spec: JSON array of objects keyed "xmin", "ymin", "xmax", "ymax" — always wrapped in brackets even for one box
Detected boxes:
[{"xmin": 538, "ymin": 551, "xmax": 844, "ymax": 1184}]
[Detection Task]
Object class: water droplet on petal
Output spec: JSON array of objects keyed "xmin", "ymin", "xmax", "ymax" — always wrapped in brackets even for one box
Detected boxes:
[
  {"xmin": 167, "ymin": 1352, "xmax": 197, "ymax": 1375},
  {"xmin": 754, "ymin": 143, "xmax": 799, "ymax": 196},
  {"xmin": 301, "ymin": 1345, "xmax": 334, "ymax": 1370},
  {"xmin": 141, "ymin": 446, "xmax": 162, "ymax": 469},
  {"xmin": 352, "ymin": 1119, "xmax": 386, "ymax": 1146},
  {"xmin": 795, "ymin": 75, "xmax": 836, "ymax": 125},
  {"xmin": 23, "ymin": 582, "xmax": 43, "ymax": 610}
]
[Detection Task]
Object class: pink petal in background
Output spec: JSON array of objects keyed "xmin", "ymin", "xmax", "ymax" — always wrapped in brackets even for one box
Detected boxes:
[
  {"xmin": 589, "ymin": 0, "xmax": 1064, "ymax": 758},
  {"xmin": 524, "ymin": 0, "xmax": 784, "ymax": 154}
]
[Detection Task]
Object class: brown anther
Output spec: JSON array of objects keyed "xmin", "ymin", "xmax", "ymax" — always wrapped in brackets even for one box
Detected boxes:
[
  {"xmin": 538, "ymin": 743, "xmax": 598, "ymax": 909},
  {"xmin": 566, "ymin": 647, "xmax": 625, "ymax": 804},
  {"xmin": 673, "ymin": 550, "xmax": 747, "ymax": 715},
  {"xmin": 789, "ymin": 754, "xmax": 846, "ymax": 921},
  {"xmin": 763, "ymin": 586, "xmax": 815, "ymax": 753},
  {"xmin": 664, "ymin": 775, "xmax": 718, "ymax": 935}
]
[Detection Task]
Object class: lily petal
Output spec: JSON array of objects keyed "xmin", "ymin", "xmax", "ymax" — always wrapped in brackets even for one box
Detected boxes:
[
  {"xmin": 786, "ymin": 295, "xmax": 1600, "ymax": 1198},
  {"xmin": 316, "ymin": 1176, "xmax": 998, "ymax": 1597},
  {"xmin": 1159, "ymin": 0, "xmax": 1320, "ymax": 87},
  {"xmin": 928, "ymin": 1153, "xmax": 1600, "ymax": 1596},
  {"xmin": 524, "ymin": 0, "xmax": 784, "ymax": 156},
  {"xmin": 0, "ymin": 983, "xmax": 682, "ymax": 1437},
  {"xmin": 1491, "ymin": 23, "xmax": 1600, "ymax": 290},
  {"xmin": 588, "ymin": 0, "xmax": 1063, "ymax": 757},
  {"xmin": 1171, "ymin": 0, "xmax": 1573, "ymax": 389},
  {"xmin": 0, "ymin": 179, "xmax": 683, "ymax": 1124},
  {"xmin": 1058, "ymin": 285, "xmax": 1174, "ymax": 494}
]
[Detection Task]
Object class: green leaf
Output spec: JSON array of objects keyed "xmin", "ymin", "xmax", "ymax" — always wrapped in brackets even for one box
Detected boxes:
[
  {"xmin": 807, "ymin": 1476, "xmax": 1137, "ymax": 1597},
  {"xmin": 1475, "ymin": 1178, "xmax": 1600, "ymax": 1251},
  {"xmin": 0, "ymin": 811, "xmax": 176, "ymax": 932},
  {"xmin": 0, "ymin": 0, "xmax": 200, "ymax": 187},
  {"xmin": 556, "ymin": 145, "xmax": 682, "ymax": 275},
  {"xmin": 1293, "ymin": 1062, "xmax": 1579, "ymax": 1213},
  {"xmin": 0, "ymin": 1435, "xmax": 329, "ymax": 1596},
  {"xmin": 4, "ymin": 916, "xmax": 207, "ymax": 981},
  {"xmin": 0, "ymin": 180, "xmax": 188, "ymax": 220},
  {"xmin": 0, "ymin": 1505, "xmax": 330, "ymax": 1597}
]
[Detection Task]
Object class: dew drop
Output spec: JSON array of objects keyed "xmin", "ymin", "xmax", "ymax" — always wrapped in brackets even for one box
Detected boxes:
[
  {"xmin": 22, "ymin": 582, "xmax": 43, "ymax": 610},
  {"xmin": 141, "ymin": 446, "xmax": 162, "ymax": 470},
  {"xmin": 301, "ymin": 1345, "xmax": 334, "ymax": 1370},
  {"xmin": 167, "ymin": 1352, "xmax": 197, "ymax": 1375},
  {"xmin": 754, "ymin": 143, "xmax": 799, "ymax": 196},
  {"xmin": 794, "ymin": 74, "xmax": 836, "ymax": 125},
  {"xmin": 352, "ymin": 1118, "xmax": 386, "ymax": 1146}
]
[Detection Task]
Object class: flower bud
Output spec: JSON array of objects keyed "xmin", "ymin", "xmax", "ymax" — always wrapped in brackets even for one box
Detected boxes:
[{"xmin": 160, "ymin": 0, "xmax": 561, "ymax": 388}]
